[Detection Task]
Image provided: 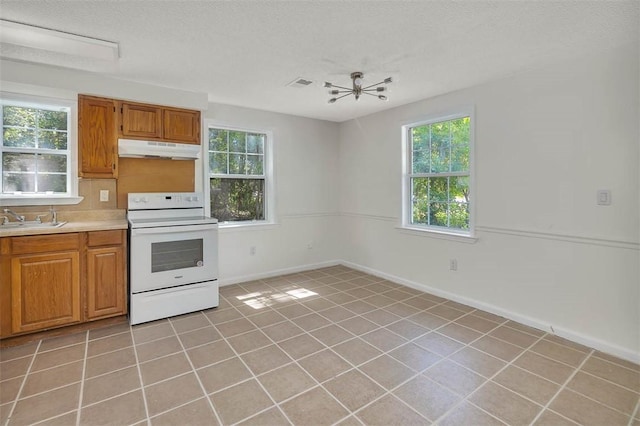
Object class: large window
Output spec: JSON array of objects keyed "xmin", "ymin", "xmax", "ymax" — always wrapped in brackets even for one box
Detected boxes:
[
  {"xmin": 404, "ymin": 112, "xmax": 473, "ymax": 235},
  {"xmin": 1, "ymin": 95, "xmax": 73, "ymax": 197},
  {"xmin": 208, "ymin": 127, "xmax": 269, "ymax": 223}
]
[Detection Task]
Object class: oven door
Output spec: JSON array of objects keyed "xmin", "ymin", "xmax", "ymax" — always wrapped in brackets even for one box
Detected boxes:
[{"xmin": 130, "ymin": 223, "xmax": 218, "ymax": 293}]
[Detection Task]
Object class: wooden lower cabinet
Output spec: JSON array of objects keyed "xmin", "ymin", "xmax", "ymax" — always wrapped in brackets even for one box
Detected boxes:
[
  {"xmin": 0, "ymin": 230, "xmax": 127, "ymax": 339},
  {"xmin": 87, "ymin": 232, "xmax": 126, "ymax": 320},
  {"xmin": 11, "ymin": 251, "xmax": 81, "ymax": 334}
]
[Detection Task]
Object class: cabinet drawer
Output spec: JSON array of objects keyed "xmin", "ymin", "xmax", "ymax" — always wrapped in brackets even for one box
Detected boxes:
[
  {"xmin": 11, "ymin": 233, "xmax": 80, "ymax": 255},
  {"xmin": 88, "ymin": 230, "xmax": 124, "ymax": 247}
]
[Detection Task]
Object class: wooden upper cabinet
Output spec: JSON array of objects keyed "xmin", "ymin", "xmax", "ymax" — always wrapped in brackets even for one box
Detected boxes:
[
  {"xmin": 119, "ymin": 101, "xmax": 200, "ymax": 144},
  {"xmin": 78, "ymin": 95, "xmax": 117, "ymax": 178},
  {"xmin": 163, "ymin": 108, "xmax": 200, "ymax": 144},
  {"xmin": 120, "ymin": 102, "xmax": 163, "ymax": 139}
]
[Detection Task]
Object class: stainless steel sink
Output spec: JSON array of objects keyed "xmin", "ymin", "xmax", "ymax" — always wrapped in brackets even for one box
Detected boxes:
[{"xmin": 0, "ymin": 221, "xmax": 67, "ymax": 229}]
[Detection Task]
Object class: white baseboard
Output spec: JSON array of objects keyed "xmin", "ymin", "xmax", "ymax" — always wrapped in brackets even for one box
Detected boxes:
[
  {"xmin": 340, "ymin": 260, "xmax": 640, "ymax": 364},
  {"xmin": 218, "ymin": 260, "xmax": 341, "ymax": 287}
]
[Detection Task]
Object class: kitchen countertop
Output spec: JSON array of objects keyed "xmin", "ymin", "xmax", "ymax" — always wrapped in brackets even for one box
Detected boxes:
[{"xmin": 0, "ymin": 219, "xmax": 128, "ymax": 238}]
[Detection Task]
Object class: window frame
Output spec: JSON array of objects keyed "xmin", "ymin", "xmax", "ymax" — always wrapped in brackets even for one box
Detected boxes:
[
  {"xmin": 401, "ymin": 107, "xmax": 475, "ymax": 239},
  {"xmin": 0, "ymin": 92, "xmax": 81, "ymax": 206},
  {"xmin": 205, "ymin": 122, "xmax": 274, "ymax": 227}
]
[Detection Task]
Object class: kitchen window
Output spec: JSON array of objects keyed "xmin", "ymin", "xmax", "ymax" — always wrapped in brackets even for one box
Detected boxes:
[
  {"xmin": 207, "ymin": 126, "xmax": 271, "ymax": 224},
  {"xmin": 1, "ymin": 93, "xmax": 78, "ymax": 203},
  {"xmin": 402, "ymin": 110, "xmax": 474, "ymax": 237}
]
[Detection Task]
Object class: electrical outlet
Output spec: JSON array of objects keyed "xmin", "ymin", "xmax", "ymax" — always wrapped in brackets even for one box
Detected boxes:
[
  {"xmin": 250, "ymin": 246, "xmax": 256, "ymax": 256},
  {"xmin": 307, "ymin": 241, "xmax": 313, "ymax": 250},
  {"xmin": 449, "ymin": 259, "xmax": 458, "ymax": 271},
  {"xmin": 597, "ymin": 189, "xmax": 611, "ymax": 205},
  {"xmin": 99, "ymin": 190, "xmax": 109, "ymax": 202}
]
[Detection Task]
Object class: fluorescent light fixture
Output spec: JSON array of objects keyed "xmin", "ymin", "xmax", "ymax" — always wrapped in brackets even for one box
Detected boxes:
[{"xmin": 0, "ymin": 19, "xmax": 119, "ymax": 61}]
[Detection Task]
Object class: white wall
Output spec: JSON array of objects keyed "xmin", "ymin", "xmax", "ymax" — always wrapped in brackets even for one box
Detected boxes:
[
  {"xmin": 337, "ymin": 43, "xmax": 640, "ymax": 361},
  {"xmin": 205, "ymin": 103, "xmax": 341, "ymax": 284}
]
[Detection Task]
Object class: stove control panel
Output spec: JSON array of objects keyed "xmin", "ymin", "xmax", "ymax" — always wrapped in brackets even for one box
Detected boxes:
[{"xmin": 128, "ymin": 192, "xmax": 204, "ymax": 210}]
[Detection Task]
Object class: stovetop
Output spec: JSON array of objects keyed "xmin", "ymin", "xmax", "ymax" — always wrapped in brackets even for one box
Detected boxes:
[{"xmin": 127, "ymin": 192, "xmax": 217, "ymax": 228}]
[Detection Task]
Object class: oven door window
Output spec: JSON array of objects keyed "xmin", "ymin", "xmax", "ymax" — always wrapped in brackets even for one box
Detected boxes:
[{"xmin": 151, "ymin": 239, "xmax": 203, "ymax": 273}]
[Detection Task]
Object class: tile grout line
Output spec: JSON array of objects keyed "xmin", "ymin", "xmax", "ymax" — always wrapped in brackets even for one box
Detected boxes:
[
  {"xmin": 129, "ymin": 323, "xmax": 152, "ymax": 426},
  {"xmin": 228, "ymin": 278, "xmax": 400, "ymax": 423},
  {"xmin": 574, "ymin": 358, "xmax": 640, "ymax": 392},
  {"xmin": 561, "ymin": 369, "xmax": 640, "ymax": 416},
  {"xmin": 528, "ymin": 348, "xmax": 595, "ymax": 425},
  {"xmin": 75, "ymin": 331, "xmax": 89, "ymax": 426},
  {"xmin": 213, "ymin": 297, "xmax": 398, "ymax": 426},
  {"xmin": 432, "ymin": 328, "xmax": 550, "ymax": 425},
  {"xmin": 309, "ymin": 287, "xmax": 460, "ymax": 424},
  {"xmin": 163, "ymin": 315, "xmax": 224, "ymax": 426},
  {"xmin": 200, "ymin": 311, "xmax": 298, "ymax": 426},
  {"xmin": 226, "ymin": 273, "xmax": 503, "ymax": 425},
  {"xmin": 246, "ymin": 295, "xmax": 436, "ymax": 424},
  {"xmin": 3, "ymin": 339, "xmax": 41, "ymax": 426},
  {"xmin": 629, "ymin": 398, "xmax": 640, "ymax": 426}
]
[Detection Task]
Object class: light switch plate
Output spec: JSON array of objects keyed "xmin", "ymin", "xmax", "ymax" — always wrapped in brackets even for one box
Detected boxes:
[
  {"xmin": 597, "ymin": 189, "xmax": 611, "ymax": 205},
  {"xmin": 100, "ymin": 190, "xmax": 109, "ymax": 202}
]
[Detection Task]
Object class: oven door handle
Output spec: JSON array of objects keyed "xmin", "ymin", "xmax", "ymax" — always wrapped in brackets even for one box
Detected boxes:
[{"xmin": 131, "ymin": 224, "xmax": 218, "ymax": 235}]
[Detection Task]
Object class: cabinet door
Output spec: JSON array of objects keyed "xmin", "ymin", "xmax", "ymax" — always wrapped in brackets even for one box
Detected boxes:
[
  {"xmin": 78, "ymin": 95, "xmax": 117, "ymax": 178},
  {"xmin": 163, "ymin": 108, "xmax": 201, "ymax": 144},
  {"xmin": 11, "ymin": 252, "xmax": 81, "ymax": 334},
  {"xmin": 87, "ymin": 246, "xmax": 125, "ymax": 319},
  {"xmin": 121, "ymin": 102, "xmax": 163, "ymax": 139}
]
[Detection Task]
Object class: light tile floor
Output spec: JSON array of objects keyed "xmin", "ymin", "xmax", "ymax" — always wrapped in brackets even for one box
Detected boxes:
[{"xmin": 1, "ymin": 266, "xmax": 639, "ymax": 425}]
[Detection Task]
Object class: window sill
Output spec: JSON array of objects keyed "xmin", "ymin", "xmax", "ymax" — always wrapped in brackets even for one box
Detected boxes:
[
  {"xmin": 0, "ymin": 196, "xmax": 84, "ymax": 207},
  {"xmin": 218, "ymin": 221, "xmax": 280, "ymax": 233},
  {"xmin": 396, "ymin": 225, "xmax": 478, "ymax": 244}
]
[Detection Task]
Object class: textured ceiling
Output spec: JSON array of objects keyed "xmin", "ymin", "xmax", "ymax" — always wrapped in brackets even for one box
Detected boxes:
[{"xmin": 0, "ymin": 1, "xmax": 638, "ymax": 122}]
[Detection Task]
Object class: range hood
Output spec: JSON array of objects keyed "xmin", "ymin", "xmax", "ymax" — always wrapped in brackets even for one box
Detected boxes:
[{"xmin": 118, "ymin": 139, "xmax": 200, "ymax": 160}]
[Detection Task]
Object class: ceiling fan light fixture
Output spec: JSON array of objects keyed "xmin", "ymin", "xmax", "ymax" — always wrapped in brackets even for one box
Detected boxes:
[{"xmin": 324, "ymin": 71, "xmax": 393, "ymax": 104}]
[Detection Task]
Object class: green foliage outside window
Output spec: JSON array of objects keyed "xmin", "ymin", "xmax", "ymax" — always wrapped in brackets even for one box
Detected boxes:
[
  {"xmin": 410, "ymin": 116, "xmax": 470, "ymax": 231},
  {"xmin": 208, "ymin": 128, "xmax": 266, "ymax": 222},
  {"xmin": 1, "ymin": 105, "xmax": 69, "ymax": 194},
  {"xmin": 210, "ymin": 178, "xmax": 265, "ymax": 222}
]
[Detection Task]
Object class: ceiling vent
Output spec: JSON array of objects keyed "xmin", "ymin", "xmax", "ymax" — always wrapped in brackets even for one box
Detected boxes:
[{"xmin": 287, "ymin": 77, "xmax": 314, "ymax": 88}]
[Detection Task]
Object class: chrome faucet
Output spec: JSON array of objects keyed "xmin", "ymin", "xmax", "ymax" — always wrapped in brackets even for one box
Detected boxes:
[
  {"xmin": 36, "ymin": 206, "xmax": 58, "ymax": 224},
  {"xmin": 3, "ymin": 209, "xmax": 25, "ymax": 223},
  {"xmin": 50, "ymin": 206, "xmax": 58, "ymax": 225}
]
